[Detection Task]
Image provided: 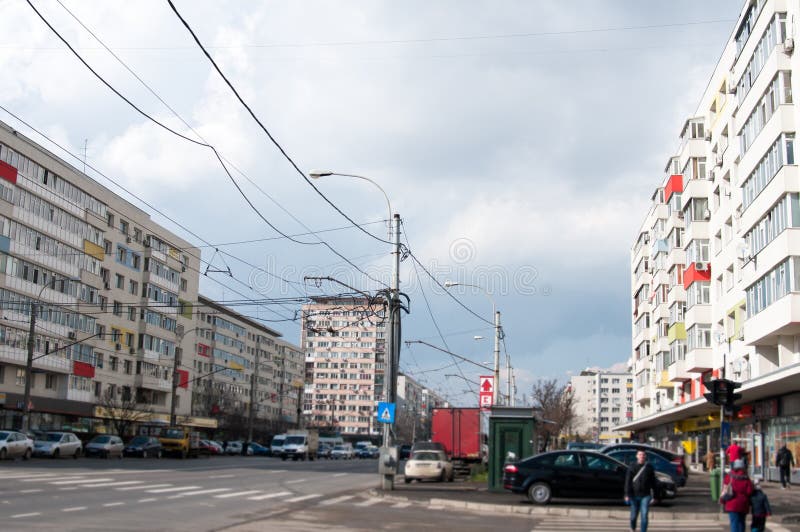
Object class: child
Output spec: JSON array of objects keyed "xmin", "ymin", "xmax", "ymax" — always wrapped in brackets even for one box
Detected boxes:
[{"xmin": 750, "ymin": 479, "xmax": 772, "ymax": 532}]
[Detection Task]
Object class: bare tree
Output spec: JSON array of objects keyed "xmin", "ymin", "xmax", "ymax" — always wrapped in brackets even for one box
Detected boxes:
[
  {"xmin": 100, "ymin": 387, "xmax": 152, "ymax": 438},
  {"xmin": 531, "ymin": 379, "xmax": 576, "ymax": 452}
]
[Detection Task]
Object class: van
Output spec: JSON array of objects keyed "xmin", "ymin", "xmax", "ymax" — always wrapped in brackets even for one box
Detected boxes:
[{"xmin": 270, "ymin": 434, "xmax": 286, "ymax": 457}]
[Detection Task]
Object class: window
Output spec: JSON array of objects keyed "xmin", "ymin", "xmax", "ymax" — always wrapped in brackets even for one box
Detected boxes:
[
  {"xmin": 110, "ymin": 356, "xmax": 119, "ymax": 372},
  {"xmin": 740, "ymin": 71, "xmax": 793, "ymax": 155},
  {"xmin": 129, "ymin": 280, "xmax": 138, "ymax": 295},
  {"xmin": 128, "ymin": 306, "xmax": 136, "ymax": 322},
  {"xmin": 742, "ymin": 134, "xmax": 796, "ymax": 210},
  {"xmin": 103, "ymin": 239, "xmax": 112, "ymax": 254},
  {"xmin": 123, "ymin": 360, "xmax": 132, "ymax": 375},
  {"xmin": 737, "ymin": 11, "xmax": 786, "ymax": 100},
  {"xmin": 115, "ymin": 274, "xmax": 124, "ymax": 289},
  {"xmin": 119, "ymin": 219, "xmax": 129, "ymax": 235},
  {"xmin": 45, "ymin": 373, "xmax": 57, "ymax": 390},
  {"xmin": 687, "ymin": 324, "xmax": 712, "ymax": 351},
  {"xmin": 745, "ymin": 194, "xmax": 799, "ymax": 256},
  {"xmin": 687, "ymin": 282, "xmax": 711, "ymax": 307},
  {"xmin": 746, "ymin": 257, "xmax": 797, "ymax": 317},
  {"xmin": 113, "ymin": 301, "xmax": 122, "ymax": 316},
  {"xmin": 15, "ymin": 368, "xmax": 25, "ymax": 386},
  {"xmin": 553, "ymin": 453, "xmax": 580, "ymax": 468}
]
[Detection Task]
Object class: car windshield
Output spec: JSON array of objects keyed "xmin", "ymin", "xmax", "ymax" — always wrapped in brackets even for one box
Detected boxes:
[
  {"xmin": 271, "ymin": 437, "xmax": 285, "ymax": 445},
  {"xmin": 161, "ymin": 429, "xmax": 184, "ymax": 439},
  {"xmin": 45, "ymin": 433, "xmax": 64, "ymax": 442},
  {"xmin": 285, "ymin": 436, "xmax": 304, "ymax": 445},
  {"xmin": 333, "ymin": 446, "xmax": 346, "ymax": 451},
  {"xmin": 413, "ymin": 452, "xmax": 441, "ymax": 461},
  {"xmin": 128, "ymin": 436, "xmax": 148, "ymax": 445},
  {"xmin": 91, "ymin": 436, "xmax": 111, "ymax": 444}
]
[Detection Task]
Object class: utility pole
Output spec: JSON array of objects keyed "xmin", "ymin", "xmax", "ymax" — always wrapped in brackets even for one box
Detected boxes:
[
  {"xmin": 247, "ymin": 352, "xmax": 258, "ymax": 443},
  {"xmin": 278, "ymin": 355, "xmax": 285, "ymax": 430},
  {"xmin": 22, "ymin": 301, "xmax": 37, "ymax": 432},
  {"xmin": 506, "ymin": 352, "xmax": 512, "ymax": 407},
  {"xmin": 382, "ymin": 213, "xmax": 402, "ymax": 491},
  {"xmin": 169, "ymin": 346, "xmax": 182, "ymax": 426},
  {"xmin": 295, "ymin": 383, "xmax": 303, "ymax": 429},
  {"xmin": 493, "ymin": 310, "xmax": 501, "ymax": 406}
]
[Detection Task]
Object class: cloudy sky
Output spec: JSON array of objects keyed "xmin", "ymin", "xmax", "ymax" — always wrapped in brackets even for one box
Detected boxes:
[{"xmin": 0, "ymin": 0, "xmax": 741, "ymax": 405}]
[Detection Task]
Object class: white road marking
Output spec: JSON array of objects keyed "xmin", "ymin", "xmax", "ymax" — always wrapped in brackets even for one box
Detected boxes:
[
  {"xmin": 354, "ymin": 498, "xmax": 381, "ymax": 507},
  {"xmin": 51, "ymin": 478, "xmax": 113, "ymax": 485},
  {"xmin": 19, "ymin": 489, "xmax": 43, "ymax": 494},
  {"xmin": 146, "ymin": 486, "xmax": 201, "ymax": 494},
  {"xmin": 168, "ymin": 488, "xmax": 231, "ymax": 499},
  {"xmin": 11, "ymin": 512, "xmax": 41, "ymax": 518},
  {"xmin": 61, "ymin": 506, "xmax": 87, "ymax": 512},
  {"xmin": 103, "ymin": 502, "xmax": 125, "ymax": 507},
  {"xmin": 286, "ymin": 479, "xmax": 307, "ymax": 484},
  {"xmin": 320, "ymin": 495, "xmax": 354, "ymax": 505},
  {"xmin": 284, "ymin": 493, "xmax": 323, "ymax": 503},
  {"xmin": 59, "ymin": 487, "xmax": 78, "ymax": 491},
  {"xmin": 117, "ymin": 483, "xmax": 172, "ymax": 491},
  {"xmin": 138, "ymin": 498, "xmax": 157, "ymax": 503},
  {"xmin": 247, "ymin": 491, "xmax": 292, "ymax": 501},
  {"xmin": 391, "ymin": 502, "xmax": 411, "ymax": 508},
  {"xmin": 215, "ymin": 490, "xmax": 262, "ymax": 499},
  {"xmin": 82, "ymin": 480, "xmax": 144, "ymax": 488},
  {"xmin": 208, "ymin": 474, "xmax": 235, "ymax": 479},
  {"xmin": 22, "ymin": 476, "xmax": 82, "ymax": 482},
  {"xmin": 332, "ymin": 473, "xmax": 348, "ymax": 477}
]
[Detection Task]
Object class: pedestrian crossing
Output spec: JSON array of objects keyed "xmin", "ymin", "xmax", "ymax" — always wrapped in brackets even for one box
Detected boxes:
[{"xmin": 530, "ymin": 516, "xmax": 726, "ymax": 531}]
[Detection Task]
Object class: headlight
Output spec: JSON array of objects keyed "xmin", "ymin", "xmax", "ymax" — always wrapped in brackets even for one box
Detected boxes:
[{"xmin": 655, "ymin": 472, "xmax": 671, "ymax": 482}]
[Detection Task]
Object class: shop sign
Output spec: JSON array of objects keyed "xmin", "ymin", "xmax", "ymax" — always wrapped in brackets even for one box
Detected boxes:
[{"xmin": 754, "ymin": 399, "xmax": 778, "ymax": 418}]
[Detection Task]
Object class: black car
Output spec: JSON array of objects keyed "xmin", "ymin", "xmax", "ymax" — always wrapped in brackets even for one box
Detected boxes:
[
  {"xmin": 123, "ymin": 436, "xmax": 163, "ymax": 458},
  {"xmin": 604, "ymin": 448, "xmax": 686, "ymax": 488},
  {"xmin": 399, "ymin": 444, "xmax": 412, "ymax": 460},
  {"xmin": 600, "ymin": 444, "xmax": 687, "ymax": 482},
  {"xmin": 502, "ymin": 450, "xmax": 676, "ymax": 505}
]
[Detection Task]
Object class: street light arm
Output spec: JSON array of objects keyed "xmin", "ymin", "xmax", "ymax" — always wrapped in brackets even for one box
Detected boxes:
[
  {"xmin": 310, "ymin": 171, "xmax": 392, "ymax": 221},
  {"xmin": 443, "ymin": 281, "xmax": 495, "ymax": 314}
]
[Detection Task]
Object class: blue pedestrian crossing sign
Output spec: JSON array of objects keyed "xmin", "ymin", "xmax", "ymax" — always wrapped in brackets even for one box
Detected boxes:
[{"xmin": 377, "ymin": 402, "xmax": 396, "ymax": 424}]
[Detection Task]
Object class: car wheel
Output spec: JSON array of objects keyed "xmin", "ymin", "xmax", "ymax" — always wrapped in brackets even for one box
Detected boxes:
[
  {"xmin": 73, "ymin": 449, "xmax": 81, "ymax": 459},
  {"xmin": 448, "ymin": 471, "xmax": 455, "ymax": 482},
  {"xmin": 0, "ymin": 448, "xmax": 6, "ymax": 461},
  {"xmin": 53, "ymin": 448, "xmax": 60, "ymax": 459},
  {"xmin": 439, "ymin": 470, "xmax": 447, "ymax": 482},
  {"xmin": 23, "ymin": 448, "xmax": 31, "ymax": 461},
  {"xmin": 404, "ymin": 477, "xmax": 411, "ymax": 484},
  {"xmin": 527, "ymin": 482, "xmax": 552, "ymax": 504}
]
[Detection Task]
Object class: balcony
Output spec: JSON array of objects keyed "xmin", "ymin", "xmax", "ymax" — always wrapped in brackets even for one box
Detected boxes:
[
  {"xmin": 682, "ymin": 176, "xmax": 712, "ymax": 202},
  {"xmin": 685, "ymin": 347, "xmax": 714, "ymax": 372},
  {"xmin": 0, "ymin": 345, "xmax": 72, "ymax": 374},
  {"xmin": 668, "ymin": 359, "xmax": 691, "ymax": 382},
  {"xmin": 64, "ymin": 388, "xmax": 93, "ymax": 403},
  {"xmin": 683, "ymin": 220, "xmax": 710, "ymax": 246},
  {"xmin": 667, "ymin": 285, "xmax": 686, "ymax": 307},
  {"xmin": 744, "ymin": 293, "xmax": 800, "ymax": 346},
  {"xmin": 740, "ymin": 165, "xmax": 800, "ymax": 232},
  {"xmin": 684, "ymin": 303, "xmax": 712, "ymax": 328},
  {"xmin": 742, "ymin": 229, "xmax": 800, "ymax": 289},
  {"xmin": 135, "ymin": 374, "xmax": 172, "ymax": 392}
]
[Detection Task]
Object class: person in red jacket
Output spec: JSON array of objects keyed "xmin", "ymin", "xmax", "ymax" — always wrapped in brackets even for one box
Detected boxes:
[
  {"xmin": 722, "ymin": 459, "xmax": 754, "ymax": 532},
  {"xmin": 726, "ymin": 441, "xmax": 743, "ymax": 464}
]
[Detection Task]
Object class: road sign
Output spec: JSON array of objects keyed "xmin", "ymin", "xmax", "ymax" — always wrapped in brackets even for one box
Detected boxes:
[
  {"xmin": 480, "ymin": 376, "xmax": 494, "ymax": 394},
  {"xmin": 721, "ymin": 421, "xmax": 731, "ymax": 450},
  {"xmin": 479, "ymin": 375, "xmax": 494, "ymax": 409},
  {"xmin": 377, "ymin": 402, "xmax": 396, "ymax": 424},
  {"xmin": 479, "ymin": 393, "xmax": 492, "ymax": 408}
]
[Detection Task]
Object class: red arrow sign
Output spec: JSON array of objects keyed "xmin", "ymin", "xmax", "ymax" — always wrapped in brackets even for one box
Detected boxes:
[{"xmin": 480, "ymin": 376, "xmax": 494, "ymax": 393}]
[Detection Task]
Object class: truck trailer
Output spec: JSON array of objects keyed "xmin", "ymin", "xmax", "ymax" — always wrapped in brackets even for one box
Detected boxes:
[{"xmin": 430, "ymin": 407, "xmax": 486, "ymax": 475}]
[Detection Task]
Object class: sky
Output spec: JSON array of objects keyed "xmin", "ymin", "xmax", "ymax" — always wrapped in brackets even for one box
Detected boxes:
[{"xmin": 0, "ymin": 0, "xmax": 742, "ymax": 406}]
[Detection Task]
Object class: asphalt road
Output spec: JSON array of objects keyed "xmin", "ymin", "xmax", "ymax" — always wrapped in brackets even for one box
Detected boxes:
[{"xmin": 0, "ymin": 455, "xmax": 381, "ymax": 531}]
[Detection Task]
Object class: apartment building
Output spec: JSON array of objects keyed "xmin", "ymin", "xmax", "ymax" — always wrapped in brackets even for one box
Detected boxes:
[
  {"xmin": 300, "ymin": 296, "xmax": 387, "ymax": 436},
  {"xmin": 569, "ymin": 368, "xmax": 632, "ymax": 442},
  {"xmin": 623, "ymin": 0, "xmax": 800, "ymax": 479},
  {"xmin": 192, "ymin": 296, "xmax": 304, "ymax": 433},
  {"xmin": 0, "ymin": 119, "xmax": 205, "ymax": 433}
]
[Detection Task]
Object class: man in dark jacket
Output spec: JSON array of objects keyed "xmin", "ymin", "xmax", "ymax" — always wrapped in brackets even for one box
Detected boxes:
[
  {"xmin": 750, "ymin": 479, "xmax": 772, "ymax": 532},
  {"xmin": 776, "ymin": 444, "xmax": 794, "ymax": 489},
  {"xmin": 625, "ymin": 450, "xmax": 656, "ymax": 532}
]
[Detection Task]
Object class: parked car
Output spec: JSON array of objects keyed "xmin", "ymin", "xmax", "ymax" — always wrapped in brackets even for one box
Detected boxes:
[
  {"xmin": 399, "ymin": 444, "xmax": 412, "ymax": 460},
  {"xmin": 601, "ymin": 443, "xmax": 687, "ymax": 483},
  {"xmin": 33, "ymin": 431, "xmax": 82, "ymax": 459},
  {"xmin": 604, "ymin": 448, "xmax": 686, "ymax": 487},
  {"xmin": 209, "ymin": 440, "xmax": 225, "ymax": 454},
  {"xmin": 247, "ymin": 442, "xmax": 270, "ymax": 456},
  {"xmin": 330, "ymin": 444, "xmax": 354, "ymax": 459},
  {"xmin": 502, "ymin": 450, "xmax": 675, "ymax": 505},
  {"xmin": 317, "ymin": 443, "xmax": 332, "ymax": 459},
  {"xmin": 411, "ymin": 441, "xmax": 447, "ymax": 454},
  {"xmin": 0, "ymin": 430, "xmax": 33, "ymax": 460},
  {"xmin": 404, "ymin": 450, "xmax": 454, "ymax": 483},
  {"xmin": 124, "ymin": 436, "xmax": 163, "ymax": 458},
  {"xmin": 84, "ymin": 435, "xmax": 125, "ymax": 459},
  {"xmin": 270, "ymin": 434, "xmax": 286, "ymax": 457},
  {"xmin": 225, "ymin": 441, "xmax": 243, "ymax": 455}
]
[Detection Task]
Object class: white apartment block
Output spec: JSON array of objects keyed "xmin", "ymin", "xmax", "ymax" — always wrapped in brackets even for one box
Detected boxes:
[
  {"xmin": 301, "ymin": 296, "xmax": 387, "ymax": 436},
  {"xmin": 192, "ymin": 296, "xmax": 304, "ymax": 433},
  {"xmin": 569, "ymin": 368, "xmax": 633, "ymax": 442},
  {"xmin": 0, "ymin": 120, "xmax": 203, "ymax": 433},
  {"xmin": 623, "ymin": 0, "xmax": 800, "ymax": 479}
]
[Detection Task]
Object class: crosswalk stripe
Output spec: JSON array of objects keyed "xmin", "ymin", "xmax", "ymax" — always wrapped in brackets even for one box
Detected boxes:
[
  {"xmin": 320, "ymin": 495, "xmax": 354, "ymax": 506},
  {"xmin": 19, "ymin": 489, "xmax": 43, "ymax": 494},
  {"xmin": 332, "ymin": 473, "xmax": 348, "ymax": 477},
  {"xmin": 82, "ymin": 480, "xmax": 144, "ymax": 488},
  {"xmin": 286, "ymin": 479, "xmax": 306, "ymax": 484},
  {"xmin": 168, "ymin": 488, "xmax": 231, "ymax": 499},
  {"xmin": 103, "ymin": 502, "xmax": 125, "ymax": 507},
  {"xmin": 51, "ymin": 478, "xmax": 113, "ymax": 485},
  {"xmin": 391, "ymin": 502, "xmax": 411, "ymax": 508},
  {"xmin": 117, "ymin": 483, "xmax": 172, "ymax": 491},
  {"xmin": 247, "ymin": 491, "xmax": 292, "ymax": 501},
  {"xmin": 284, "ymin": 493, "xmax": 323, "ymax": 503},
  {"xmin": 137, "ymin": 498, "xmax": 157, "ymax": 503},
  {"xmin": 146, "ymin": 486, "xmax": 201, "ymax": 494},
  {"xmin": 353, "ymin": 498, "xmax": 381, "ymax": 507},
  {"xmin": 61, "ymin": 507, "xmax": 87, "ymax": 512},
  {"xmin": 21, "ymin": 476, "xmax": 83, "ymax": 482},
  {"xmin": 215, "ymin": 490, "xmax": 262, "ymax": 499},
  {"xmin": 11, "ymin": 512, "xmax": 42, "ymax": 518}
]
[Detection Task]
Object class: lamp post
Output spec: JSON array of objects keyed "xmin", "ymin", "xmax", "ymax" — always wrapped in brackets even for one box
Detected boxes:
[
  {"xmin": 310, "ymin": 170, "xmax": 401, "ymax": 491},
  {"xmin": 444, "ymin": 281, "xmax": 503, "ymax": 406},
  {"xmin": 23, "ymin": 277, "xmax": 75, "ymax": 432}
]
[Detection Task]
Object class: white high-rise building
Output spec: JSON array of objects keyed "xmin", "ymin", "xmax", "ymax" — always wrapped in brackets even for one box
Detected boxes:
[{"xmin": 569, "ymin": 368, "xmax": 632, "ymax": 442}]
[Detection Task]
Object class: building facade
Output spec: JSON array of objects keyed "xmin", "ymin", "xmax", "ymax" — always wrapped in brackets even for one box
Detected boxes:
[
  {"xmin": 624, "ymin": 0, "xmax": 800, "ymax": 482},
  {"xmin": 569, "ymin": 368, "xmax": 632, "ymax": 442},
  {"xmin": 192, "ymin": 296, "xmax": 304, "ymax": 436},
  {"xmin": 395, "ymin": 372, "xmax": 448, "ymax": 442},
  {"xmin": 0, "ymin": 120, "xmax": 202, "ymax": 434},
  {"xmin": 300, "ymin": 296, "xmax": 387, "ymax": 436}
]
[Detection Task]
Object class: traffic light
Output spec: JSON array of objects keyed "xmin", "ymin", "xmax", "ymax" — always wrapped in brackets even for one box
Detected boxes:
[
  {"xmin": 703, "ymin": 380, "xmax": 718, "ymax": 405},
  {"xmin": 724, "ymin": 380, "xmax": 743, "ymax": 409},
  {"xmin": 703, "ymin": 379, "xmax": 742, "ymax": 408}
]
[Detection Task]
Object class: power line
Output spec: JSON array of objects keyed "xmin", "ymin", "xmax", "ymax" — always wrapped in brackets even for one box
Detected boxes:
[{"xmin": 165, "ymin": 0, "xmax": 393, "ymax": 248}]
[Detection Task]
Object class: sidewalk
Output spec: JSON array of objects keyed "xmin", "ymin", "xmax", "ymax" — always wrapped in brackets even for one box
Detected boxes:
[{"xmin": 367, "ymin": 472, "xmax": 800, "ymax": 524}]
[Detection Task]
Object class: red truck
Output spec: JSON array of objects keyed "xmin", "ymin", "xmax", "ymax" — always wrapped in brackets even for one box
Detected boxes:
[{"xmin": 431, "ymin": 407, "xmax": 487, "ymax": 474}]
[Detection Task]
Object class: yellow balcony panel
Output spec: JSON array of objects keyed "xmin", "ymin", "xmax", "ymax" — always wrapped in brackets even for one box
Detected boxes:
[
  {"xmin": 668, "ymin": 323, "xmax": 686, "ymax": 342},
  {"xmin": 83, "ymin": 239, "xmax": 105, "ymax": 261},
  {"xmin": 657, "ymin": 370, "xmax": 673, "ymax": 389}
]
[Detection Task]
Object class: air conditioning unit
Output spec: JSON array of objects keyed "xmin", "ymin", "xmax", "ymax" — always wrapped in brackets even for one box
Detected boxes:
[
  {"xmin": 126, "ymin": 236, "xmax": 132, "ymax": 244},
  {"xmin": 785, "ymin": 38, "xmax": 795, "ymax": 54},
  {"xmin": 115, "ymin": 343, "xmax": 122, "ymax": 351},
  {"xmin": 68, "ymin": 331, "xmax": 77, "ymax": 340},
  {"xmin": 695, "ymin": 262, "xmax": 709, "ymax": 271},
  {"xmin": 703, "ymin": 208, "xmax": 712, "ymax": 220},
  {"xmin": 143, "ymin": 237, "xmax": 151, "ymax": 248},
  {"xmin": 129, "ymin": 347, "xmax": 136, "ymax": 355}
]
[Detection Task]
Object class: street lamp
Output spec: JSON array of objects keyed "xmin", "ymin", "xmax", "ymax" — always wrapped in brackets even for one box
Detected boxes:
[
  {"xmin": 444, "ymin": 281, "xmax": 506, "ymax": 406},
  {"xmin": 23, "ymin": 277, "xmax": 77, "ymax": 432},
  {"xmin": 310, "ymin": 169, "xmax": 402, "ymax": 491}
]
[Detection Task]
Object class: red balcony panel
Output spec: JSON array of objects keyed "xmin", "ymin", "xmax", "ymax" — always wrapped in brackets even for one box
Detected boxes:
[
  {"xmin": 0, "ymin": 160, "xmax": 17, "ymax": 184},
  {"xmin": 683, "ymin": 263, "xmax": 711, "ymax": 289},
  {"xmin": 664, "ymin": 174, "xmax": 683, "ymax": 203},
  {"xmin": 72, "ymin": 361, "xmax": 95, "ymax": 378},
  {"xmin": 197, "ymin": 343, "xmax": 210, "ymax": 357},
  {"xmin": 177, "ymin": 369, "xmax": 189, "ymax": 389}
]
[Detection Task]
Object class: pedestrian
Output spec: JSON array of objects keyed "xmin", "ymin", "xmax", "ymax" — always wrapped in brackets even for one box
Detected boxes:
[
  {"xmin": 775, "ymin": 443, "xmax": 795, "ymax": 489},
  {"xmin": 625, "ymin": 450, "xmax": 656, "ymax": 532},
  {"xmin": 749, "ymin": 479, "xmax": 772, "ymax": 532},
  {"xmin": 721, "ymin": 459, "xmax": 754, "ymax": 532},
  {"xmin": 727, "ymin": 441, "xmax": 743, "ymax": 464},
  {"xmin": 705, "ymin": 449, "xmax": 717, "ymax": 472}
]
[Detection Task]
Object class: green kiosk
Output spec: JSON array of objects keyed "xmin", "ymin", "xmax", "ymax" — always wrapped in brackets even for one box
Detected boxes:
[{"xmin": 487, "ymin": 406, "xmax": 537, "ymax": 492}]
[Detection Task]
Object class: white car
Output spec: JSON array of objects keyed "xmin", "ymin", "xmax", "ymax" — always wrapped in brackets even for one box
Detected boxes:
[
  {"xmin": 33, "ymin": 432, "xmax": 82, "ymax": 459},
  {"xmin": 0, "ymin": 430, "xmax": 33, "ymax": 460},
  {"xmin": 330, "ymin": 444, "xmax": 354, "ymax": 459},
  {"xmin": 84, "ymin": 435, "xmax": 124, "ymax": 458},
  {"xmin": 404, "ymin": 450, "xmax": 454, "ymax": 483},
  {"xmin": 225, "ymin": 441, "xmax": 243, "ymax": 455}
]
